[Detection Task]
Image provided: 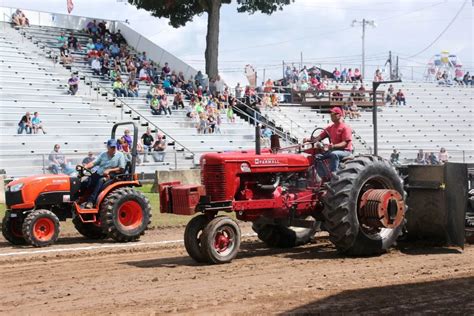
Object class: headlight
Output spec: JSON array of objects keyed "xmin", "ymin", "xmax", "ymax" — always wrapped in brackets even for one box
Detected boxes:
[{"xmin": 9, "ymin": 183, "xmax": 24, "ymax": 192}]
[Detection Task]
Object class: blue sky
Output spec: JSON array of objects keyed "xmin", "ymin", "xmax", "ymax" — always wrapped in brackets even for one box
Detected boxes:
[{"xmin": 2, "ymin": 0, "xmax": 472, "ymax": 85}]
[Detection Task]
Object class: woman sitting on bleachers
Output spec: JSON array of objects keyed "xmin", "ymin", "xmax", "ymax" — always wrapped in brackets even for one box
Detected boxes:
[
  {"xmin": 12, "ymin": 9, "xmax": 29, "ymax": 27},
  {"xmin": 127, "ymin": 80, "xmax": 139, "ymax": 98},
  {"xmin": 112, "ymin": 77, "xmax": 127, "ymax": 97}
]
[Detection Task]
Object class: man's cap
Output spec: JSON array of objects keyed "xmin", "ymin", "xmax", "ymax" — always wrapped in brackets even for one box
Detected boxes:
[
  {"xmin": 330, "ymin": 107, "xmax": 344, "ymax": 116},
  {"xmin": 107, "ymin": 139, "xmax": 118, "ymax": 147}
]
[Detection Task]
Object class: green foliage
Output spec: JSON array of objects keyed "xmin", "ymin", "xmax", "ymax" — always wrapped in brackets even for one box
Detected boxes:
[{"xmin": 128, "ymin": 0, "xmax": 293, "ymax": 28}]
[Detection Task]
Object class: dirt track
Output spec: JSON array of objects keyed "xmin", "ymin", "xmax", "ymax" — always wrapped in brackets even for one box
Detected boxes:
[{"xmin": 0, "ymin": 226, "xmax": 473, "ymax": 315}]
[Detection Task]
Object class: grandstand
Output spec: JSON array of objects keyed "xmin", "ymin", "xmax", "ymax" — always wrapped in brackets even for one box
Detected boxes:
[{"xmin": 0, "ymin": 7, "xmax": 472, "ymax": 180}]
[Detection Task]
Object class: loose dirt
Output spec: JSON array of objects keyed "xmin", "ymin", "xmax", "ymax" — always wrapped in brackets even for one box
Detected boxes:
[{"xmin": 0, "ymin": 226, "xmax": 473, "ymax": 315}]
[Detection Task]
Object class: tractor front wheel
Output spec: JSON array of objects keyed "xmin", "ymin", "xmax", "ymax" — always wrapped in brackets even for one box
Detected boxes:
[
  {"xmin": 22, "ymin": 210, "xmax": 60, "ymax": 247},
  {"xmin": 323, "ymin": 155, "xmax": 406, "ymax": 256},
  {"xmin": 100, "ymin": 187, "xmax": 151, "ymax": 242},
  {"xmin": 184, "ymin": 215, "xmax": 210, "ymax": 263},
  {"xmin": 2, "ymin": 213, "xmax": 26, "ymax": 245},
  {"xmin": 72, "ymin": 217, "xmax": 108, "ymax": 240},
  {"xmin": 200, "ymin": 216, "xmax": 241, "ymax": 264}
]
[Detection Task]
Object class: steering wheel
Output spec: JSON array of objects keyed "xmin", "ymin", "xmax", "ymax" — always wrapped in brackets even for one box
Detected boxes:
[
  {"xmin": 76, "ymin": 164, "xmax": 93, "ymax": 177},
  {"xmin": 308, "ymin": 127, "xmax": 332, "ymax": 149}
]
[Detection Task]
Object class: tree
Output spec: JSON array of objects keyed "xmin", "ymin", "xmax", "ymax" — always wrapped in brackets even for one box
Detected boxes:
[{"xmin": 128, "ymin": 0, "xmax": 294, "ymax": 80}]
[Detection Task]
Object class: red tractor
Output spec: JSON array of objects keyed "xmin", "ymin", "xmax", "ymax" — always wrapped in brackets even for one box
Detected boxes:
[
  {"xmin": 160, "ymin": 128, "xmax": 407, "ymax": 264},
  {"xmin": 2, "ymin": 122, "xmax": 151, "ymax": 247}
]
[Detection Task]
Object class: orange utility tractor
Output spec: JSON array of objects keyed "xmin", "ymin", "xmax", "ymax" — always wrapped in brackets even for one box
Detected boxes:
[{"xmin": 2, "ymin": 122, "xmax": 151, "ymax": 247}]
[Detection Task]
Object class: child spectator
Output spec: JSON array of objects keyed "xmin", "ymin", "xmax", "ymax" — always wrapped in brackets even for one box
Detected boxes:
[
  {"xmin": 68, "ymin": 73, "xmax": 79, "ymax": 95},
  {"xmin": 150, "ymin": 95, "xmax": 160, "ymax": 115},
  {"xmin": 17, "ymin": 112, "xmax": 32, "ymax": 134},
  {"xmin": 197, "ymin": 112, "xmax": 208, "ymax": 134},
  {"xmin": 396, "ymin": 89, "xmax": 406, "ymax": 106},
  {"xmin": 438, "ymin": 148, "xmax": 449, "ymax": 163},
  {"xmin": 152, "ymin": 134, "xmax": 167, "ymax": 162},
  {"xmin": 31, "ymin": 112, "xmax": 46, "ymax": 134},
  {"xmin": 173, "ymin": 92, "xmax": 184, "ymax": 109}
]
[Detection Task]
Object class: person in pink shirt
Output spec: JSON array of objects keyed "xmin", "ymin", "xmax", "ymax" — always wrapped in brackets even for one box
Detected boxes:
[
  {"xmin": 354, "ymin": 68, "xmax": 362, "ymax": 82},
  {"xmin": 303, "ymin": 107, "xmax": 353, "ymax": 178},
  {"xmin": 347, "ymin": 68, "xmax": 353, "ymax": 83}
]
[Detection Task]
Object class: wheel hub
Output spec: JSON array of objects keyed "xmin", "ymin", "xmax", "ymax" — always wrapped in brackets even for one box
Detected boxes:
[
  {"xmin": 214, "ymin": 231, "xmax": 231, "ymax": 252},
  {"xmin": 359, "ymin": 189, "xmax": 405, "ymax": 229},
  {"xmin": 33, "ymin": 218, "xmax": 54, "ymax": 240}
]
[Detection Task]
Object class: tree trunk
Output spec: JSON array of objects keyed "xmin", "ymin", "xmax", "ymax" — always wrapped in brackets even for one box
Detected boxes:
[{"xmin": 205, "ymin": 0, "xmax": 221, "ymax": 80}]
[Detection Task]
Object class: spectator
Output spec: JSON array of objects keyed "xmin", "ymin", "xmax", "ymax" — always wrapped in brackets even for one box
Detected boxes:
[
  {"xmin": 194, "ymin": 70, "xmax": 205, "ymax": 87},
  {"xmin": 49, "ymin": 144, "xmax": 73, "ymax": 174},
  {"xmin": 235, "ymin": 83, "xmax": 243, "ymax": 99},
  {"xmin": 438, "ymin": 147, "xmax": 449, "ymax": 164},
  {"xmin": 68, "ymin": 73, "xmax": 79, "ymax": 95},
  {"xmin": 197, "ymin": 112, "xmax": 208, "ymax": 134},
  {"xmin": 374, "ymin": 69, "xmax": 383, "ymax": 82},
  {"xmin": 354, "ymin": 68, "xmax": 362, "ymax": 82},
  {"xmin": 17, "ymin": 112, "xmax": 32, "ymax": 134},
  {"xmin": 332, "ymin": 68, "xmax": 341, "ymax": 82},
  {"xmin": 264, "ymin": 78, "xmax": 273, "ymax": 93},
  {"xmin": 57, "ymin": 32, "xmax": 68, "ymax": 47},
  {"xmin": 85, "ymin": 38, "xmax": 96, "ymax": 53},
  {"xmin": 150, "ymin": 95, "xmax": 160, "ymax": 115},
  {"xmin": 118, "ymin": 138, "xmax": 131, "ymax": 161},
  {"xmin": 341, "ymin": 68, "xmax": 348, "ymax": 83},
  {"xmin": 139, "ymin": 65, "xmax": 152, "ymax": 83},
  {"xmin": 428, "ymin": 152, "xmax": 439, "ymax": 165},
  {"xmin": 141, "ymin": 127, "xmax": 154, "ymax": 163},
  {"xmin": 68, "ymin": 31, "xmax": 79, "ymax": 50},
  {"xmin": 91, "ymin": 56, "xmax": 101, "ymax": 76},
  {"xmin": 415, "ymin": 149, "xmax": 425, "ymax": 164},
  {"xmin": 463, "ymin": 72, "xmax": 471, "ymax": 86},
  {"xmin": 349, "ymin": 100, "xmax": 360, "ymax": 119},
  {"xmin": 215, "ymin": 75, "xmax": 225, "ymax": 95},
  {"xmin": 454, "ymin": 67, "xmax": 464, "ymax": 85},
  {"xmin": 127, "ymin": 80, "xmax": 139, "ymax": 98},
  {"xmin": 261, "ymin": 125, "xmax": 273, "ymax": 147},
  {"xmin": 158, "ymin": 94, "xmax": 172, "ymax": 116},
  {"xmin": 86, "ymin": 19, "xmax": 98, "ymax": 35},
  {"xmin": 347, "ymin": 68, "xmax": 354, "ymax": 82},
  {"xmin": 82, "ymin": 151, "xmax": 96, "ymax": 165},
  {"xmin": 162, "ymin": 62, "xmax": 171, "ymax": 78},
  {"xmin": 31, "ymin": 112, "xmax": 46, "ymax": 134},
  {"xmin": 331, "ymin": 85, "xmax": 343, "ymax": 102},
  {"xmin": 386, "ymin": 84, "xmax": 396, "ymax": 105},
  {"xmin": 390, "ymin": 149, "xmax": 400, "ymax": 165},
  {"xmin": 163, "ymin": 76, "xmax": 174, "ymax": 94},
  {"xmin": 122, "ymin": 129, "xmax": 133, "ymax": 148},
  {"xmin": 152, "ymin": 134, "xmax": 167, "ymax": 162},
  {"xmin": 357, "ymin": 84, "xmax": 366, "ymax": 102},
  {"xmin": 396, "ymin": 89, "xmax": 406, "ymax": 106},
  {"xmin": 173, "ymin": 91, "xmax": 184, "ymax": 109},
  {"xmin": 59, "ymin": 43, "xmax": 73, "ymax": 65},
  {"xmin": 112, "ymin": 77, "xmax": 127, "ymax": 97},
  {"xmin": 12, "ymin": 9, "xmax": 29, "ymax": 27}
]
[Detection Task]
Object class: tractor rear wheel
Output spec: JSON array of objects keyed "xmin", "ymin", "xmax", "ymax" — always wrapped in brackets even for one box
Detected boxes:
[
  {"xmin": 323, "ymin": 155, "xmax": 406, "ymax": 256},
  {"xmin": 22, "ymin": 209, "xmax": 60, "ymax": 247},
  {"xmin": 100, "ymin": 187, "xmax": 151, "ymax": 242},
  {"xmin": 252, "ymin": 217, "xmax": 320, "ymax": 248},
  {"xmin": 2, "ymin": 213, "xmax": 26, "ymax": 245},
  {"xmin": 200, "ymin": 216, "xmax": 241, "ymax": 264},
  {"xmin": 184, "ymin": 215, "xmax": 210, "ymax": 263},
  {"xmin": 72, "ymin": 217, "xmax": 107, "ymax": 240}
]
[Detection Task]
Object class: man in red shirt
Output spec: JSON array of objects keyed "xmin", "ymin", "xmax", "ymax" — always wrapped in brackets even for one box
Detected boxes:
[{"xmin": 304, "ymin": 107, "xmax": 353, "ymax": 177}]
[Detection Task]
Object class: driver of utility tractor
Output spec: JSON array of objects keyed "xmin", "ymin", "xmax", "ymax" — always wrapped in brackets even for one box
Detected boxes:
[
  {"xmin": 303, "ymin": 107, "xmax": 353, "ymax": 178},
  {"xmin": 82, "ymin": 139, "xmax": 126, "ymax": 209}
]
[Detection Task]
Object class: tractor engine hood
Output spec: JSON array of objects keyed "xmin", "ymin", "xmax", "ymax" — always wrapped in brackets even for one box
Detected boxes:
[{"xmin": 6, "ymin": 174, "xmax": 79, "ymax": 209}]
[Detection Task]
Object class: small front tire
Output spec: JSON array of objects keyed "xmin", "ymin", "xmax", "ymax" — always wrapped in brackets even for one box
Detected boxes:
[
  {"xmin": 201, "ymin": 216, "xmax": 241, "ymax": 264},
  {"xmin": 22, "ymin": 210, "xmax": 60, "ymax": 247},
  {"xmin": 2, "ymin": 213, "xmax": 26, "ymax": 245},
  {"xmin": 184, "ymin": 215, "xmax": 210, "ymax": 263}
]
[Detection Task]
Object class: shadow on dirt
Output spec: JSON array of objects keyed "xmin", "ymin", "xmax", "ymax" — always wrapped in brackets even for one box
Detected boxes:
[{"xmin": 284, "ymin": 276, "xmax": 474, "ymax": 315}]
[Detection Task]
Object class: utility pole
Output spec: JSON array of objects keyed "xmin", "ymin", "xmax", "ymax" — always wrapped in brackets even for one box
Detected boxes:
[
  {"xmin": 388, "ymin": 51, "xmax": 392, "ymax": 80},
  {"xmin": 352, "ymin": 18, "xmax": 376, "ymax": 79}
]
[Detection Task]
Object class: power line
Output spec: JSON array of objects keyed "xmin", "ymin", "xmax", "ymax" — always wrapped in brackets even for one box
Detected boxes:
[{"xmin": 407, "ymin": 0, "xmax": 468, "ymax": 58}]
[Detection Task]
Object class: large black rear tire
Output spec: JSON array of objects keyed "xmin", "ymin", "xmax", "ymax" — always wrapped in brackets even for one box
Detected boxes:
[
  {"xmin": 184, "ymin": 215, "xmax": 210, "ymax": 263},
  {"xmin": 100, "ymin": 187, "xmax": 151, "ymax": 242},
  {"xmin": 323, "ymin": 155, "xmax": 406, "ymax": 256},
  {"xmin": 252, "ymin": 217, "xmax": 319, "ymax": 248},
  {"xmin": 72, "ymin": 216, "xmax": 108, "ymax": 240},
  {"xmin": 2, "ymin": 213, "xmax": 26, "ymax": 245}
]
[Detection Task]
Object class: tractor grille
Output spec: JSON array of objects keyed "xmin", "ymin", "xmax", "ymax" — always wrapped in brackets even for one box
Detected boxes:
[
  {"xmin": 201, "ymin": 164, "xmax": 227, "ymax": 201},
  {"xmin": 5, "ymin": 191, "xmax": 23, "ymax": 208}
]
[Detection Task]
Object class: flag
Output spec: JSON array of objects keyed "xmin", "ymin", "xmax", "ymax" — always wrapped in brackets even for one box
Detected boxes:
[
  {"xmin": 67, "ymin": 0, "xmax": 74, "ymax": 14},
  {"xmin": 244, "ymin": 64, "xmax": 256, "ymax": 88}
]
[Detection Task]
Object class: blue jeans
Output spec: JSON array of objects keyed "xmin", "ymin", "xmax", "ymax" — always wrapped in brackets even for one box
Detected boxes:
[
  {"xmin": 87, "ymin": 173, "xmax": 106, "ymax": 204},
  {"xmin": 315, "ymin": 150, "xmax": 351, "ymax": 178},
  {"xmin": 18, "ymin": 122, "xmax": 32, "ymax": 134}
]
